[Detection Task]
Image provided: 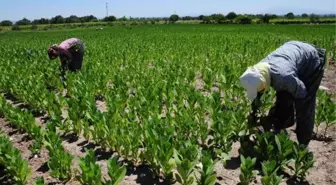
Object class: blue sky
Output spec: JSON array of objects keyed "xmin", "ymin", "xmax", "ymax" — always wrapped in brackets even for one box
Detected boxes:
[{"xmin": 0, "ymin": 0, "xmax": 335, "ymax": 21}]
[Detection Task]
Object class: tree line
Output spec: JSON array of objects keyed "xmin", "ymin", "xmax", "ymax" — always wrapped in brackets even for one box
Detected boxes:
[
  {"xmin": 169, "ymin": 12, "xmax": 334, "ymax": 24},
  {"xmin": 1, "ymin": 15, "xmax": 112, "ymax": 26},
  {"xmin": 1, "ymin": 12, "xmax": 335, "ymax": 26}
]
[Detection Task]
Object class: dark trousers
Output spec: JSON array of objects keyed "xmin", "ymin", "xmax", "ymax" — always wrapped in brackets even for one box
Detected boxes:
[
  {"xmin": 68, "ymin": 51, "xmax": 84, "ymax": 72},
  {"xmin": 270, "ymin": 49, "xmax": 325, "ymax": 145},
  {"xmin": 270, "ymin": 91, "xmax": 318, "ymax": 145},
  {"xmin": 60, "ymin": 51, "xmax": 84, "ymax": 87}
]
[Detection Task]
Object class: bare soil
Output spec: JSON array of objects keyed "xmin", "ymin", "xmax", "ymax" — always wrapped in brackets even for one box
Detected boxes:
[
  {"xmin": 0, "ymin": 64, "xmax": 335, "ymax": 185},
  {"xmin": 320, "ymin": 64, "xmax": 336, "ymax": 94}
]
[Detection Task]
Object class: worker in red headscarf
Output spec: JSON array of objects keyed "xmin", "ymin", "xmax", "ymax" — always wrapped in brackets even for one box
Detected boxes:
[{"xmin": 48, "ymin": 38, "xmax": 85, "ymax": 86}]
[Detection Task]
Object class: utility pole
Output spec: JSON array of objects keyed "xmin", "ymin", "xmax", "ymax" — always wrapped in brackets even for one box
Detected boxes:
[{"xmin": 106, "ymin": 2, "xmax": 109, "ymax": 17}]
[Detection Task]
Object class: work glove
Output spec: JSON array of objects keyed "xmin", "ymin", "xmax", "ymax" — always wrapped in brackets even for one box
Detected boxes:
[
  {"xmin": 252, "ymin": 92, "xmax": 263, "ymax": 113},
  {"xmin": 248, "ymin": 92, "xmax": 264, "ymax": 127}
]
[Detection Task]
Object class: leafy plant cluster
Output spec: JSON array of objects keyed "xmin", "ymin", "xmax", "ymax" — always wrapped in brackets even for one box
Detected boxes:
[
  {"xmin": 43, "ymin": 129, "xmax": 73, "ymax": 181},
  {"xmin": 77, "ymin": 149, "xmax": 126, "ymax": 185},
  {"xmin": 239, "ymin": 131, "xmax": 316, "ymax": 185},
  {"xmin": 0, "ymin": 132, "xmax": 31, "ymax": 185},
  {"xmin": 0, "ymin": 94, "xmax": 45, "ymax": 155},
  {"xmin": 316, "ymin": 90, "xmax": 336, "ymax": 137}
]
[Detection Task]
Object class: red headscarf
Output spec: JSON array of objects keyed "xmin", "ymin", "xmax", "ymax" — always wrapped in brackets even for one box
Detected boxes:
[{"xmin": 48, "ymin": 44, "xmax": 58, "ymax": 60}]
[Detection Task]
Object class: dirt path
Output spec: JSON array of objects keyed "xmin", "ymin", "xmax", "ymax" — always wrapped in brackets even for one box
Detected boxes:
[
  {"xmin": 305, "ymin": 139, "xmax": 336, "ymax": 185},
  {"xmin": 320, "ymin": 64, "xmax": 336, "ymax": 94}
]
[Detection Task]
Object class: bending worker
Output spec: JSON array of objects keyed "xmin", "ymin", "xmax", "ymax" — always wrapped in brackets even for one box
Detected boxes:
[
  {"xmin": 47, "ymin": 38, "xmax": 85, "ymax": 86},
  {"xmin": 240, "ymin": 41, "xmax": 326, "ymax": 146}
]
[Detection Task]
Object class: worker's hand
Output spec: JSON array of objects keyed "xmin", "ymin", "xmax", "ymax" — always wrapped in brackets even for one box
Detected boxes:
[
  {"xmin": 248, "ymin": 92, "xmax": 263, "ymax": 127},
  {"xmin": 252, "ymin": 99, "xmax": 261, "ymax": 115},
  {"xmin": 61, "ymin": 59, "xmax": 67, "ymax": 66},
  {"xmin": 252, "ymin": 92, "xmax": 263, "ymax": 111}
]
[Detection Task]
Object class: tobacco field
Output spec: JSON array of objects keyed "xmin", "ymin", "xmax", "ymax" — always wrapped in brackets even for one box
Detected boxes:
[{"xmin": 0, "ymin": 24, "xmax": 335, "ymax": 185}]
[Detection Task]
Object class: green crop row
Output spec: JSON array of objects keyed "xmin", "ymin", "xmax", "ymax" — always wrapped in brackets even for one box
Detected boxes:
[
  {"xmin": 0, "ymin": 94, "xmax": 44, "ymax": 155},
  {"xmin": 0, "ymin": 132, "xmax": 31, "ymax": 185}
]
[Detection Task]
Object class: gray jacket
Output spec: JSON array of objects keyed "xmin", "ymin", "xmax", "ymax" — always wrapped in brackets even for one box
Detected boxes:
[{"xmin": 260, "ymin": 41, "xmax": 326, "ymax": 99}]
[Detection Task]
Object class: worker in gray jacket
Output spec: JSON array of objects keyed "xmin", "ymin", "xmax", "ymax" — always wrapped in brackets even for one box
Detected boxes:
[{"xmin": 240, "ymin": 41, "xmax": 326, "ymax": 146}]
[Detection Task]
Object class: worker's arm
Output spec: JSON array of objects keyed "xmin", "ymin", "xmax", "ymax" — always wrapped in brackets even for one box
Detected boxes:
[
  {"xmin": 59, "ymin": 48, "xmax": 73, "ymax": 59},
  {"xmin": 58, "ymin": 48, "xmax": 72, "ymax": 72},
  {"xmin": 254, "ymin": 92, "xmax": 263, "ymax": 106},
  {"xmin": 58, "ymin": 50, "xmax": 72, "ymax": 88},
  {"xmin": 252, "ymin": 92, "xmax": 263, "ymax": 113},
  {"xmin": 59, "ymin": 60, "xmax": 67, "ymax": 87}
]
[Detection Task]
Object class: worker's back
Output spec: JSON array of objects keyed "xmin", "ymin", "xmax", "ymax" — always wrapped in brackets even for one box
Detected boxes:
[
  {"xmin": 260, "ymin": 41, "xmax": 323, "ymax": 87},
  {"xmin": 59, "ymin": 38, "xmax": 79, "ymax": 50}
]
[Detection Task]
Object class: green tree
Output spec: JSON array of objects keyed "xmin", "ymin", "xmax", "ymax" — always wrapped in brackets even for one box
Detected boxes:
[
  {"xmin": 103, "ymin": 16, "xmax": 117, "ymax": 22},
  {"xmin": 16, "ymin": 18, "xmax": 31, "ymax": 25},
  {"xmin": 235, "ymin": 15, "xmax": 252, "ymax": 24},
  {"xmin": 202, "ymin": 16, "xmax": 212, "ymax": 24},
  {"xmin": 285, "ymin": 12, "xmax": 295, "ymax": 19},
  {"xmin": 150, "ymin": 19, "xmax": 156, "ymax": 24},
  {"xmin": 260, "ymin": 14, "xmax": 277, "ymax": 24},
  {"xmin": 198, "ymin": 15, "xmax": 205, "ymax": 20},
  {"xmin": 182, "ymin": 16, "xmax": 192, "ymax": 20},
  {"xmin": 211, "ymin": 14, "xmax": 226, "ymax": 24},
  {"xmin": 226, "ymin": 12, "xmax": 237, "ymax": 20},
  {"xmin": 32, "ymin": 18, "xmax": 49, "ymax": 25},
  {"xmin": 261, "ymin": 14, "xmax": 271, "ymax": 24},
  {"xmin": 256, "ymin": 14, "xmax": 264, "ymax": 18},
  {"xmin": 309, "ymin": 14, "xmax": 320, "ymax": 23},
  {"xmin": 169, "ymin": 14, "xmax": 179, "ymax": 23},
  {"xmin": 301, "ymin": 13, "xmax": 309, "ymax": 17},
  {"xmin": 270, "ymin": 14, "xmax": 278, "ymax": 19},
  {"xmin": 65, "ymin": 15, "xmax": 80, "ymax": 23},
  {"xmin": 90, "ymin": 18, "xmax": 99, "ymax": 22},
  {"xmin": 118, "ymin": 16, "xmax": 128, "ymax": 21},
  {"xmin": 39, "ymin": 18, "xmax": 49, "ymax": 24},
  {"xmin": 80, "ymin": 15, "xmax": 97, "ymax": 22},
  {"xmin": 50, "ymin": 15, "xmax": 65, "ymax": 24},
  {"xmin": 0, "ymin": 20, "xmax": 13, "ymax": 26}
]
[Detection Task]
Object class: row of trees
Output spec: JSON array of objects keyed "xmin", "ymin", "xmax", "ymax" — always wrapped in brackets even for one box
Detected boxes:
[
  {"xmin": 171, "ymin": 12, "xmax": 333, "ymax": 24},
  {"xmin": 1, "ymin": 12, "xmax": 334, "ymax": 26},
  {"xmin": 283, "ymin": 12, "xmax": 334, "ymax": 19},
  {"xmin": 141, "ymin": 12, "xmax": 334, "ymax": 22},
  {"xmin": 1, "ymin": 15, "xmax": 101, "ymax": 26}
]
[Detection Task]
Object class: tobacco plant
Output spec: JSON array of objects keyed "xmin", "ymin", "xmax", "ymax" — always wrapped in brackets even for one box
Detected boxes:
[
  {"xmin": 316, "ymin": 90, "xmax": 336, "ymax": 137},
  {"xmin": 288, "ymin": 143, "xmax": 315, "ymax": 181},
  {"xmin": 0, "ymin": 134, "xmax": 31, "ymax": 185},
  {"xmin": 174, "ymin": 141, "xmax": 200, "ymax": 185},
  {"xmin": 197, "ymin": 151, "xmax": 218, "ymax": 185},
  {"xmin": 44, "ymin": 131, "xmax": 73, "ymax": 181},
  {"xmin": 78, "ymin": 149, "xmax": 102, "ymax": 185},
  {"xmin": 239, "ymin": 155, "xmax": 258, "ymax": 185},
  {"xmin": 261, "ymin": 160, "xmax": 282, "ymax": 185},
  {"xmin": 274, "ymin": 132, "xmax": 294, "ymax": 171},
  {"xmin": 104, "ymin": 156, "xmax": 127, "ymax": 185},
  {"xmin": 33, "ymin": 177, "xmax": 46, "ymax": 185}
]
